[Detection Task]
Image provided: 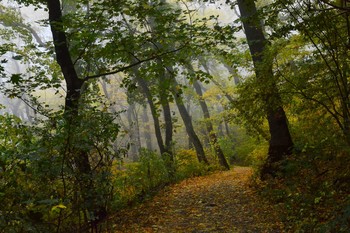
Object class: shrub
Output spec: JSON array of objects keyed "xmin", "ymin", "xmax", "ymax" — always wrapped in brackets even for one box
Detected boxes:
[
  {"xmin": 112, "ymin": 149, "xmax": 170, "ymax": 208},
  {"xmin": 256, "ymin": 149, "xmax": 350, "ymax": 232},
  {"xmin": 218, "ymin": 131, "xmax": 266, "ymax": 166},
  {"xmin": 174, "ymin": 149, "xmax": 209, "ymax": 180}
]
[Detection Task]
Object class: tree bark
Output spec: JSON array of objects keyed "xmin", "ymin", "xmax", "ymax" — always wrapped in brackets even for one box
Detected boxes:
[
  {"xmin": 127, "ymin": 104, "xmax": 141, "ymax": 161},
  {"xmin": 136, "ymin": 76, "xmax": 166, "ymax": 155},
  {"xmin": 47, "ymin": 0, "xmax": 107, "ymax": 224},
  {"xmin": 162, "ymin": 101, "xmax": 174, "ymax": 159},
  {"xmin": 142, "ymin": 106, "xmax": 153, "ymax": 151},
  {"xmin": 237, "ymin": 0, "xmax": 293, "ymax": 176},
  {"xmin": 172, "ymin": 81, "xmax": 209, "ymax": 164},
  {"xmin": 48, "ymin": 0, "xmax": 84, "ymax": 114},
  {"xmin": 47, "ymin": 0, "xmax": 90, "ymax": 173},
  {"xmin": 193, "ymin": 80, "xmax": 230, "ymax": 170},
  {"xmin": 157, "ymin": 63, "xmax": 174, "ymax": 162}
]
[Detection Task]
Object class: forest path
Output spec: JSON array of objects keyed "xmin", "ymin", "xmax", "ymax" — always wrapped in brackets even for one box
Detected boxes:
[{"xmin": 111, "ymin": 167, "xmax": 284, "ymax": 233}]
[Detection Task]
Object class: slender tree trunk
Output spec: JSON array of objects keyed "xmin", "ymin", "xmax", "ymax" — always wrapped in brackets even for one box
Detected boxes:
[
  {"xmin": 193, "ymin": 80, "xmax": 230, "ymax": 170},
  {"xmin": 142, "ymin": 106, "xmax": 153, "ymax": 150},
  {"xmin": 237, "ymin": 0, "xmax": 293, "ymax": 176},
  {"xmin": 184, "ymin": 95, "xmax": 195, "ymax": 149},
  {"xmin": 157, "ymin": 62, "xmax": 174, "ymax": 161},
  {"xmin": 136, "ymin": 76, "xmax": 166, "ymax": 155},
  {"xmin": 133, "ymin": 107, "xmax": 142, "ymax": 158},
  {"xmin": 172, "ymin": 81, "xmax": 209, "ymax": 164},
  {"xmin": 162, "ymin": 101, "xmax": 174, "ymax": 160},
  {"xmin": 135, "ymin": 71, "xmax": 174, "ymax": 175}
]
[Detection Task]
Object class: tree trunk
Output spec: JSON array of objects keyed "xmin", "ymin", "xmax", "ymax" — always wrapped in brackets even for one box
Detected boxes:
[
  {"xmin": 133, "ymin": 107, "xmax": 142, "ymax": 158},
  {"xmin": 172, "ymin": 81, "xmax": 209, "ymax": 164},
  {"xmin": 193, "ymin": 80, "xmax": 230, "ymax": 170},
  {"xmin": 157, "ymin": 63, "xmax": 174, "ymax": 161},
  {"xmin": 136, "ymin": 76, "xmax": 166, "ymax": 155},
  {"xmin": 47, "ymin": 0, "xmax": 90, "ymax": 171},
  {"xmin": 127, "ymin": 104, "xmax": 141, "ymax": 161},
  {"xmin": 142, "ymin": 106, "xmax": 153, "ymax": 151},
  {"xmin": 237, "ymin": 0, "xmax": 293, "ymax": 176},
  {"xmin": 162, "ymin": 101, "xmax": 174, "ymax": 159},
  {"xmin": 47, "ymin": 0, "xmax": 108, "ymax": 225}
]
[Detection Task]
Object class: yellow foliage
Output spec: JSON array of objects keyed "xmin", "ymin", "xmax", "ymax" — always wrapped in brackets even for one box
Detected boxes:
[{"xmin": 176, "ymin": 149, "xmax": 198, "ymax": 165}]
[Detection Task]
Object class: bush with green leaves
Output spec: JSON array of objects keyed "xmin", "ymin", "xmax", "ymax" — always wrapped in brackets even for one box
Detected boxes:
[
  {"xmin": 0, "ymin": 113, "xmax": 64, "ymax": 232},
  {"xmin": 111, "ymin": 148, "xmax": 219, "ymax": 210},
  {"xmin": 0, "ymin": 103, "xmax": 123, "ymax": 232},
  {"xmin": 257, "ymin": 149, "xmax": 350, "ymax": 232},
  {"xmin": 218, "ymin": 129, "xmax": 267, "ymax": 167},
  {"xmin": 113, "ymin": 149, "xmax": 170, "ymax": 208}
]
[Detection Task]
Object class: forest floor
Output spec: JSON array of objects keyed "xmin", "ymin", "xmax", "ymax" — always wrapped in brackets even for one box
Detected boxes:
[{"xmin": 110, "ymin": 167, "xmax": 285, "ymax": 233}]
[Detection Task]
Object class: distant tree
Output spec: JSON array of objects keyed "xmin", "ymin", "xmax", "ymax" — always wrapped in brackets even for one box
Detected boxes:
[{"xmin": 193, "ymin": 79, "xmax": 230, "ymax": 169}]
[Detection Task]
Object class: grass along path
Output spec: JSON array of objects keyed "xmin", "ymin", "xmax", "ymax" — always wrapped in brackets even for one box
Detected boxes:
[{"xmin": 111, "ymin": 167, "xmax": 284, "ymax": 232}]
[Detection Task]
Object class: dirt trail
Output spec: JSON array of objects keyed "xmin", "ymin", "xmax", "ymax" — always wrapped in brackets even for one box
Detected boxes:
[{"xmin": 111, "ymin": 167, "xmax": 284, "ymax": 233}]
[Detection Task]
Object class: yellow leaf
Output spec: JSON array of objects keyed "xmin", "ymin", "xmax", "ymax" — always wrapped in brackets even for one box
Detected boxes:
[{"xmin": 51, "ymin": 204, "xmax": 67, "ymax": 212}]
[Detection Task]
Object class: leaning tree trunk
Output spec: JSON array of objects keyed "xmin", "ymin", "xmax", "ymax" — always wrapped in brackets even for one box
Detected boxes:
[
  {"xmin": 237, "ymin": 0, "xmax": 293, "ymax": 177},
  {"xmin": 172, "ymin": 80, "xmax": 209, "ymax": 164},
  {"xmin": 136, "ymin": 76, "xmax": 167, "ymax": 155},
  {"xmin": 193, "ymin": 80, "xmax": 230, "ymax": 170}
]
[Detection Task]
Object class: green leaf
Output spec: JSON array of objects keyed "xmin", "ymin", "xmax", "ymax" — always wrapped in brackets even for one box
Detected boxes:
[
  {"xmin": 10, "ymin": 73, "xmax": 22, "ymax": 84},
  {"xmin": 12, "ymin": 55, "xmax": 23, "ymax": 60}
]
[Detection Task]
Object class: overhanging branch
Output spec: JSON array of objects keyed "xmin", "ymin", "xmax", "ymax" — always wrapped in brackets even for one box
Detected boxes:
[
  {"xmin": 318, "ymin": 0, "xmax": 350, "ymax": 11},
  {"xmin": 83, "ymin": 45, "xmax": 187, "ymax": 81}
]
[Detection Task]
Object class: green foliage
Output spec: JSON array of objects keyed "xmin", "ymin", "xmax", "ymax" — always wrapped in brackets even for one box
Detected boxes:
[
  {"xmin": 0, "ymin": 98, "xmax": 123, "ymax": 232},
  {"xmin": 113, "ymin": 149, "xmax": 170, "ymax": 208},
  {"xmin": 256, "ymin": 148, "xmax": 350, "ymax": 232},
  {"xmin": 3, "ymin": 0, "xmax": 350, "ymax": 231},
  {"xmin": 217, "ymin": 128, "xmax": 267, "ymax": 166},
  {"xmin": 0, "ymin": 114, "xmax": 60, "ymax": 232}
]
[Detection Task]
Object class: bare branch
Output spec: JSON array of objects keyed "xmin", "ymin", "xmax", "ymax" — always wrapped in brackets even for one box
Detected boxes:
[
  {"xmin": 83, "ymin": 45, "xmax": 187, "ymax": 81},
  {"xmin": 318, "ymin": 0, "xmax": 350, "ymax": 11}
]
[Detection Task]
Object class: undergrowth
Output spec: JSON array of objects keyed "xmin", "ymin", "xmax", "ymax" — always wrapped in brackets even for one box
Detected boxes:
[
  {"xmin": 112, "ymin": 148, "xmax": 222, "ymax": 210},
  {"xmin": 253, "ymin": 148, "xmax": 350, "ymax": 232}
]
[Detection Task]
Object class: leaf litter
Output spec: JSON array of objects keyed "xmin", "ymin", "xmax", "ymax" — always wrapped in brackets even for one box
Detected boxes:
[{"xmin": 111, "ymin": 167, "xmax": 284, "ymax": 232}]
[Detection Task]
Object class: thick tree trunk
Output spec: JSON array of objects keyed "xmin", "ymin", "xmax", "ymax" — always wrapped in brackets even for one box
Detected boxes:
[
  {"xmin": 193, "ymin": 80, "xmax": 230, "ymax": 170},
  {"xmin": 47, "ymin": 0, "xmax": 108, "ymax": 225},
  {"xmin": 237, "ymin": 0, "xmax": 293, "ymax": 176},
  {"xmin": 127, "ymin": 104, "xmax": 141, "ymax": 161},
  {"xmin": 47, "ymin": 0, "xmax": 91, "ymax": 175},
  {"xmin": 48, "ymin": 0, "xmax": 84, "ymax": 114}
]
